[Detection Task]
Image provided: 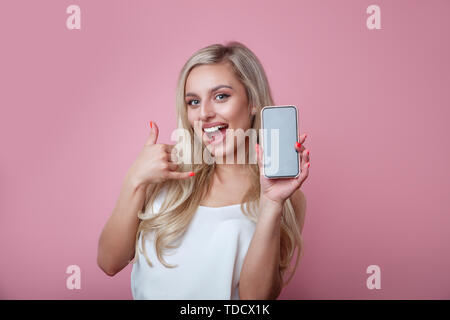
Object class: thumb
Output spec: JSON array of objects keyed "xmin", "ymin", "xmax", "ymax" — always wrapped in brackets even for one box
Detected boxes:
[{"xmin": 145, "ymin": 121, "xmax": 159, "ymax": 146}]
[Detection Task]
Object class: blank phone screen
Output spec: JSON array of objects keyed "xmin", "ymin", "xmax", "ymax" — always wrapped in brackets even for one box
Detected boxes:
[{"xmin": 261, "ymin": 106, "xmax": 299, "ymax": 178}]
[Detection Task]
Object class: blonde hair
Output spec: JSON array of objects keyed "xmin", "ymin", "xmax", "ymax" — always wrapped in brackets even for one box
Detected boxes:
[{"xmin": 132, "ymin": 41, "xmax": 304, "ymax": 289}]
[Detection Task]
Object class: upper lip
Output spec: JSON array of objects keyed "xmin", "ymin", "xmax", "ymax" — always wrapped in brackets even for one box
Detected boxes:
[{"xmin": 202, "ymin": 122, "xmax": 228, "ymax": 129}]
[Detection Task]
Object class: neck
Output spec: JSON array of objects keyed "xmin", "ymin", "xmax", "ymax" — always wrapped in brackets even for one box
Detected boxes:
[
  {"xmin": 213, "ymin": 142, "xmax": 251, "ymax": 184},
  {"xmin": 214, "ymin": 162, "xmax": 248, "ymax": 179}
]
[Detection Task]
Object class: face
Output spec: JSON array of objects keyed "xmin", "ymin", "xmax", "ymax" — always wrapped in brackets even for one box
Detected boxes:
[{"xmin": 185, "ymin": 61, "xmax": 255, "ymax": 161}]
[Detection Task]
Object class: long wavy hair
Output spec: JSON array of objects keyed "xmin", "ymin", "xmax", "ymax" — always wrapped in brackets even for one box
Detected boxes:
[{"xmin": 131, "ymin": 41, "xmax": 304, "ymax": 288}]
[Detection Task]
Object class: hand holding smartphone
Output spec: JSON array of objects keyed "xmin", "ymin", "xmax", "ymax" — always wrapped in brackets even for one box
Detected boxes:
[{"xmin": 260, "ymin": 105, "xmax": 300, "ymax": 179}]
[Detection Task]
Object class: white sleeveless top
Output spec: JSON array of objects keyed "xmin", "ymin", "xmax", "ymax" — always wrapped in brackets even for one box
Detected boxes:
[{"xmin": 131, "ymin": 186, "xmax": 256, "ymax": 300}]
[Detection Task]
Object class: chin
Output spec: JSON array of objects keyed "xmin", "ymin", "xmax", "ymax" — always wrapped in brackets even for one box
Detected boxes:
[{"xmin": 208, "ymin": 144, "xmax": 229, "ymax": 160}]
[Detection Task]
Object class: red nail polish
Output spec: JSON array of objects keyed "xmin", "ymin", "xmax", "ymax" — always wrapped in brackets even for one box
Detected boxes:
[
  {"xmin": 307, "ymin": 162, "xmax": 310, "ymax": 168},
  {"xmin": 189, "ymin": 171, "xmax": 195, "ymax": 176},
  {"xmin": 150, "ymin": 121, "xmax": 153, "ymax": 128},
  {"xmin": 295, "ymin": 142, "xmax": 301, "ymax": 148}
]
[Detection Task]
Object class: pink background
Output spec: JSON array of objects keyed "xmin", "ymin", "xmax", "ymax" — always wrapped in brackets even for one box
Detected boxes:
[{"xmin": 1, "ymin": 0, "xmax": 449, "ymax": 299}]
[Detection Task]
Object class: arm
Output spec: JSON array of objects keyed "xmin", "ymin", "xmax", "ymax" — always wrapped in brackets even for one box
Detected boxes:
[
  {"xmin": 290, "ymin": 188, "xmax": 306, "ymax": 233},
  {"xmin": 97, "ymin": 172, "xmax": 148, "ymax": 276},
  {"xmin": 239, "ymin": 189, "xmax": 306, "ymax": 300},
  {"xmin": 240, "ymin": 137, "xmax": 309, "ymax": 299},
  {"xmin": 239, "ymin": 196, "xmax": 284, "ymax": 300}
]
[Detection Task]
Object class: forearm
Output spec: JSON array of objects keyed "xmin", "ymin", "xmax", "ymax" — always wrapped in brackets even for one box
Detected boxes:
[
  {"xmin": 97, "ymin": 172, "xmax": 147, "ymax": 276},
  {"xmin": 239, "ymin": 197, "xmax": 283, "ymax": 300}
]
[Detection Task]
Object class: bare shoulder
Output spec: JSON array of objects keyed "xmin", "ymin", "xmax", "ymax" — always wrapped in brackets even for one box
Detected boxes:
[{"xmin": 289, "ymin": 188, "xmax": 307, "ymax": 233}]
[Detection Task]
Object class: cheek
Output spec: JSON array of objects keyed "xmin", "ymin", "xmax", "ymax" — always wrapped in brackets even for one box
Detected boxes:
[
  {"xmin": 187, "ymin": 112, "xmax": 198, "ymax": 131},
  {"xmin": 187, "ymin": 114, "xmax": 206, "ymax": 142},
  {"xmin": 187, "ymin": 108, "xmax": 204, "ymax": 124},
  {"xmin": 224, "ymin": 103, "xmax": 249, "ymax": 124},
  {"xmin": 229, "ymin": 110, "xmax": 251, "ymax": 130},
  {"xmin": 186, "ymin": 110, "xmax": 194, "ymax": 124}
]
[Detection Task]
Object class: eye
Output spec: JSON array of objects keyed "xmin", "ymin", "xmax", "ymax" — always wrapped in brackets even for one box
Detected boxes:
[
  {"xmin": 187, "ymin": 94, "xmax": 230, "ymax": 107},
  {"xmin": 216, "ymin": 93, "xmax": 230, "ymax": 101},
  {"xmin": 187, "ymin": 99, "xmax": 199, "ymax": 106}
]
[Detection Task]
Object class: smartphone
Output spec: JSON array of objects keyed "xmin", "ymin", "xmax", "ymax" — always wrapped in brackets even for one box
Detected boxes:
[{"xmin": 260, "ymin": 105, "xmax": 300, "ymax": 179}]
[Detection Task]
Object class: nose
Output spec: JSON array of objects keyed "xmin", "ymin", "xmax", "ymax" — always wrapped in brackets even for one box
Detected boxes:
[{"xmin": 199, "ymin": 100, "xmax": 215, "ymax": 121}]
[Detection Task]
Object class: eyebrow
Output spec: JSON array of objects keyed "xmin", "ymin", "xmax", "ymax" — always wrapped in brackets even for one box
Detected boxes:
[{"xmin": 185, "ymin": 85, "xmax": 233, "ymax": 98}]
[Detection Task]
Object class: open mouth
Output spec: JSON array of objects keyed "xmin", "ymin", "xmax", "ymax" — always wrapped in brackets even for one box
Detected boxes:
[{"xmin": 203, "ymin": 124, "xmax": 228, "ymax": 144}]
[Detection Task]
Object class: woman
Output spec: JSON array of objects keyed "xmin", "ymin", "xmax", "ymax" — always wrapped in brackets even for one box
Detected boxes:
[{"xmin": 97, "ymin": 41, "xmax": 310, "ymax": 300}]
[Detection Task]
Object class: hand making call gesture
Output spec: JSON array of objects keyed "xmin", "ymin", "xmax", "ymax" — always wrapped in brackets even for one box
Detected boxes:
[{"xmin": 127, "ymin": 121, "xmax": 195, "ymax": 188}]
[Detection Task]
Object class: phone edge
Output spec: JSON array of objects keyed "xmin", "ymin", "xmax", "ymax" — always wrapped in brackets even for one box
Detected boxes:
[{"xmin": 260, "ymin": 105, "xmax": 300, "ymax": 179}]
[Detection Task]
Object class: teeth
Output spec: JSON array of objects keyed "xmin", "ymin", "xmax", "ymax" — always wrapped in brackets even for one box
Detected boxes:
[{"xmin": 203, "ymin": 124, "xmax": 227, "ymax": 133}]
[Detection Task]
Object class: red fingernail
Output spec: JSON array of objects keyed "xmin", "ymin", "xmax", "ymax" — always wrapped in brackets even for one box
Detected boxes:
[
  {"xmin": 150, "ymin": 121, "xmax": 153, "ymax": 128},
  {"xmin": 189, "ymin": 171, "xmax": 195, "ymax": 176},
  {"xmin": 295, "ymin": 142, "xmax": 301, "ymax": 148},
  {"xmin": 307, "ymin": 162, "xmax": 310, "ymax": 168}
]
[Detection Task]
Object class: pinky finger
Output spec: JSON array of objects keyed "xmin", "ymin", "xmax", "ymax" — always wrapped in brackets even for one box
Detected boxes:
[
  {"xmin": 166, "ymin": 170, "xmax": 195, "ymax": 180},
  {"xmin": 302, "ymin": 161, "xmax": 310, "ymax": 175},
  {"xmin": 295, "ymin": 161, "xmax": 310, "ymax": 186}
]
